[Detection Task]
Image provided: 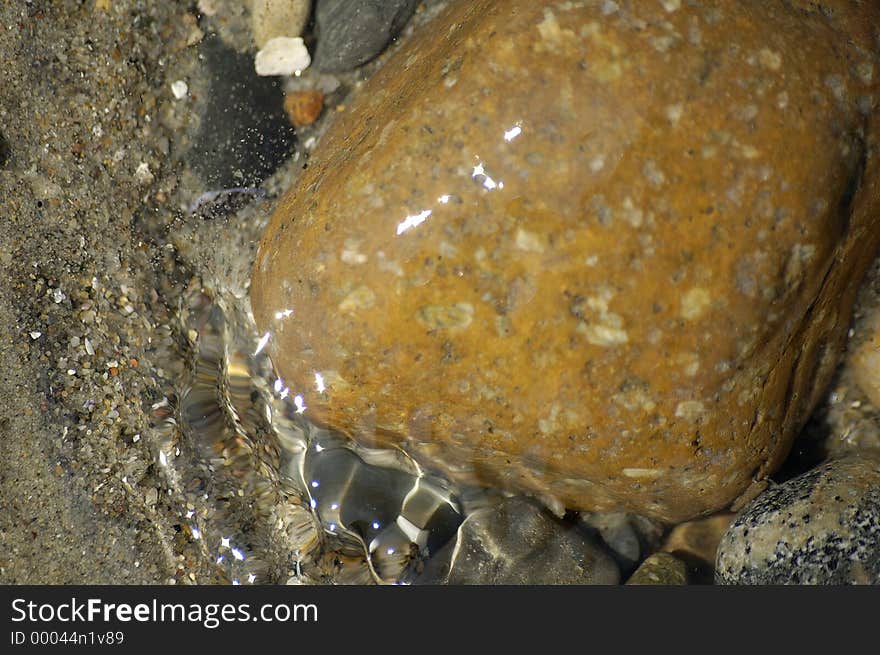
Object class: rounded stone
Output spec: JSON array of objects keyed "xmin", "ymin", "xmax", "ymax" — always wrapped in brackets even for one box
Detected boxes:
[
  {"xmin": 626, "ymin": 552, "xmax": 689, "ymax": 586},
  {"xmin": 414, "ymin": 497, "xmax": 620, "ymax": 585},
  {"xmin": 251, "ymin": 0, "xmax": 880, "ymax": 522},
  {"xmin": 311, "ymin": 0, "xmax": 419, "ymax": 72},
  {"xmin": 715, "ymin": 454, "xmax": 880, "ymax": 585}
]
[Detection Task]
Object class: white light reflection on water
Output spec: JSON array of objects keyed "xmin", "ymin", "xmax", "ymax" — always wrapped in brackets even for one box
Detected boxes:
[
  {"xmin": 294, "ymin": 394, "xmax": 307, "ymax": 413},
  {"xmin": 472, "ymin": 161, "xmax": 502, "ymax": 190},
  {"xmin": 253, "ymin": 331, "xmax": 271, "ymax": 356},
  {"xmin": 396, "ymin": 209, "xmax": 433, "ymax": 235},
  {"xmin": 504, "ymin": 124, "xmax": 522, "ymax": 141}
]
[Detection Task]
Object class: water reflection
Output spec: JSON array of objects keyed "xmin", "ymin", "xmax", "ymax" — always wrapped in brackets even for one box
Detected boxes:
[{"xmin": 154, "ymin": 288, "xmax": 462, "ymax": 584}]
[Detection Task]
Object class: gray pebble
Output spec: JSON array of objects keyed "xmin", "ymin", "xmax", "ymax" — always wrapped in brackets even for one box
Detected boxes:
[
  {"xmin": 579, "ymin": 511, "xmax": 665, "ymax": 575},
  {"xmin": 415, "ymin": 497, "xmax": 620, "ymax": 584},
  {"xmin": 187, "ymin": 34, "xmax": 295, "ymax": 189},
  {"xmin": 312, "ymin": 0, "xmax": 419, "ymax": 72},
  {"xmin": 716, "ymin": 454, "xmax": 880, "ymax": 584}
]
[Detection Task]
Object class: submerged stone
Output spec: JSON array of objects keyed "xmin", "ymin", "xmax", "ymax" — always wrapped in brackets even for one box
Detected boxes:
[
  {"xmin": 626, "ymin": 552, "xmax": 689, "ymax": 586},
  {"xmin": 715, "ymin": 454, "xmax": 880, "ymax": 584},
  {"xmin": 414, "ymin": 497, "xmax": 620, "ymax": 585},
  {"xmin": 251, "ymin": 0, "xmax": 880, "ymax": 522},
  {"xmin": 312, "ymin": 0, "xmax": 419, "ymax": 72}
]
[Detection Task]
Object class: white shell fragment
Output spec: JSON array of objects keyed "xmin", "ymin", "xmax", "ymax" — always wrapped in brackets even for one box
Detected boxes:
[
  {"xmin": 170, "ymin": 80, "xmax": 188, "ymax": 99},
  {"xmin": 252, "ymin": 0, "xmax": 312, "ymax": 49},
  {"xmin": 254, "ymin": 37, "xmax": 311, "ymax": 77}
]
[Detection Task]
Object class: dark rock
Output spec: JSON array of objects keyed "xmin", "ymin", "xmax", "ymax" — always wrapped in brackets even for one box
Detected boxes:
[
  {"xmin": 187, "ymin": 34, "xmax": 295, "ymax": 189},
  {"xmin": 0, "ymin": 129, "xmax": 9, "ymax": 168},
  {"xmin": 312, "ymin": 0, "xmax": 418, "ymax": 72},
  {"xmin": 716, "ymin": 454, "xmax": 880, "ymax": 584},
  {"xmin": 299, "ymin": 430, "xmax": 462, "ymax": 583},
  {"xmin": 414, "ymin": 497, "xmax": 620, "ymax": 585}
]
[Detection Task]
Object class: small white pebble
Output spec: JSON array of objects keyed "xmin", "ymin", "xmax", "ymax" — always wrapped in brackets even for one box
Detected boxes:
[
  {"xmin": 84, "ymin": 337, "xmax": 94, "ymax": 355},
  {"xmin": 170, "ymin": 80, "xmax": 189, "ymax": 99},
  {"xmin": 135, "ymin": 162, "xmax": 154, "ymax": 185},
  {"xmin": 29, "ymin": 331, "xmax": 42, "ymax": 340},
  {"xmin": 254, "ymin": 37, "xmax": 311, "ymax": 76},
  {"xmin": 52, "ymin": 288, "xmax": 65, "ymax": 303}
]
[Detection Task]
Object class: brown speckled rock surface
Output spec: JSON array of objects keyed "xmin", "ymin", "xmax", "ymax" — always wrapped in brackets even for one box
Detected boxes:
[{"xmin": 251, "ymin": 0, "xmax": 880, "ymax": 522}]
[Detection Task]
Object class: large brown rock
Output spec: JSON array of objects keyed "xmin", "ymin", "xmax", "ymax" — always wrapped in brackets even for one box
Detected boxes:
[{"xmin": 251, "ymin": 0, "xmax": 880, "ymax": 522}]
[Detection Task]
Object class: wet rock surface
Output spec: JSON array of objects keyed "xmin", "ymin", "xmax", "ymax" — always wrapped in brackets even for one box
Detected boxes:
[
  {"xmin": 188, "ymin": 34, "xmax": 296, "ymax": 188},
  {"xmin": 312, "ymin": 0, "xmax": 419, "ymax": 72},
  {"xmin": 252, "ymin": 0, "xmax": 880, "ymax": 522},
  {"xmin": 661, "ymin": 512, "xmax": 735, "ymax": 583},
  {"xmin": 578, "ymin": 511, "xmax": 664, "ymax": 575},
  {"xmin": 626, "ymin": 552, "xmax": 688, "ymax": 585},
  {"xmin": 414, "ymin": 497, "xmax": 620, "ymax": 585},
  {"xmin": 716, "ymin": 454, "xmax": 880, "ymax": 584}
]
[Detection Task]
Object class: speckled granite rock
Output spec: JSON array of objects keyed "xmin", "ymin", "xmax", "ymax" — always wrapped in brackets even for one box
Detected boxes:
[
  {"xmin": 312, "ymin": 0, "xmax": 419, "ymax": 72},
  {"xmin": 716, "ymin": 454, "xmax": 880, "ymax": 584},
  {"xmin": 414, "ymin": 497, "xmax": 620, "ymax": 585},
  {"xmin": 251, "ymin": 0, "xmax": 880, "ymax": 522},
  {"xmin": 626, "ymin": 552, "xmax": 689, "ymax": 585}
]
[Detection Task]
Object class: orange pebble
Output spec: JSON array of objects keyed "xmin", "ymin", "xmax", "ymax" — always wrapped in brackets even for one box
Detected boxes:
[{"xmin": 283, "ymin": 90, "xmax": 325, "ymax": 128}]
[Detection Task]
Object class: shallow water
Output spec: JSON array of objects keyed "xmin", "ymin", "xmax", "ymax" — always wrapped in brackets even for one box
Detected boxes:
[
  {"xmin": 3, "ymin": 0, "xmax": 878, "ymax": 586},
  {"xmin": 149, "ymin": 286, "xmax": 468, "ymax": 584}
]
